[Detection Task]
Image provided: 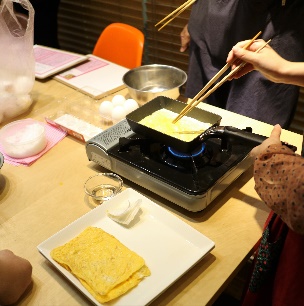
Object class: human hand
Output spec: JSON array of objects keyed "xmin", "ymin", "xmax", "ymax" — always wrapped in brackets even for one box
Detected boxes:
[
  {"xmin": 250, "ymin": 124, "xmax": 282, "ymax": 159},
  {"xmin": 0, "ymin": 249, "xmax": 32, "ymax": 305},
  {"xmin": 180, "ymin": 24, "xmax": 190, "ymax": 52},
  {"xmin": 227, "ymin": 39, "xmax": 289, "ymax": 82}
]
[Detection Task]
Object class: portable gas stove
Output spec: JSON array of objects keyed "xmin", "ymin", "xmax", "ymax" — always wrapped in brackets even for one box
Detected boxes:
[{"xmin": 85, "ymin": 119, "xmax": 260, "ymax": 212}]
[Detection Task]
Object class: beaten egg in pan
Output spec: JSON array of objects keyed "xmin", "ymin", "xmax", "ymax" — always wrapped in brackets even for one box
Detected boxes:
[{"xmin": 139, "ymin": 108, "xmax": 211, "ymax": 142}]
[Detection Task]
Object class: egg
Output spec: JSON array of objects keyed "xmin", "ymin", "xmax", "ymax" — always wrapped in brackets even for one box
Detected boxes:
[
  {"xmin": 111, "ymin": 105, "xmax": 126, "ymax": 123},
  {"xmin": 123, "ymin": 99, "xmax": 139, "ymax": 114},
  {"xmin": 16, "ymin": 94, "xmax": 32, "ymax": 110},
  {"xmin": 99, "ymin": 100, "xmax": 113, "ymax": 119},
  {"xmin": 111, "ymin": 94, "xmax": 125, "ymax": 106},
  {"xmin": 1, "ymin": 95, "xmax": 20, "ymax": 118},
  {"xmin": 50, "ymin": 227, "xmax": 150, "ymax": 304},
  {"xmin": 0, "ymin": 80, "xmax": 14, "ymax": 93},
  {"xmin": 13, "ymin": 76, "xmax": 34, "ymax": 94}
]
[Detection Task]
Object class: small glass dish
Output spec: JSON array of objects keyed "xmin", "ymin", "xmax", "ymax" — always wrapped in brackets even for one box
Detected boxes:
[{"xmin": 84, "ymin": 173, "xmax": 123, "ymax": 204}]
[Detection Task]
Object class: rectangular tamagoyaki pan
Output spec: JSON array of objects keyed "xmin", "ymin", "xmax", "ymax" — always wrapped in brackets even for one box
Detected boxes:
[
  {"xmin": 126, "ymin": 96, "xmax": 222, "ymax": 153},
  {"xmin": 126, "ymin": 96, "xmax": 298, "ymax": 153}
]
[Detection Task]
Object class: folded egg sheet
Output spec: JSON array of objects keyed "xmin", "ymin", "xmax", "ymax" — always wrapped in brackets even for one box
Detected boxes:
[{"xmin": 51, "ymin": 226, "xmax": 150, "ymax": 303}]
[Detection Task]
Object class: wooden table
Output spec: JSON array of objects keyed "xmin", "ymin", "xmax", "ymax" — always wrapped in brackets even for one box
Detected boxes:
[{"xmin": 0, "ymin": 79, "xmax": 302, "ymax": 306}]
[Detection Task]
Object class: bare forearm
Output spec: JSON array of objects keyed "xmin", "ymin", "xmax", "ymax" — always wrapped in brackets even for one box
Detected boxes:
[
  {"xmin": 279, "ymin": 61, "xmax": 304, "ymax": 87},
  {"xmin": 228, "ymin": 40, "xmax": 304, "ymax": 86}
]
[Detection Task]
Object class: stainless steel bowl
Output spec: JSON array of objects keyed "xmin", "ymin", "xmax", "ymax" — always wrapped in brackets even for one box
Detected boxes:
[{"xmin": 123, "ymin": 64, "xmax": 187, "ymax": 106}]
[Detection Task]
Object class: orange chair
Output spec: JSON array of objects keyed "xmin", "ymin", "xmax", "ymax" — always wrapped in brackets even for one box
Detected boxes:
[{"xmin": 93, "ymin": 23, "xmax": 144, "ymax": 69}]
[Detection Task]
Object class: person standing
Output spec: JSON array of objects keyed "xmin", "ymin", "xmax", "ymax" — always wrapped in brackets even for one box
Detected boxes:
[
  {"xmin": 180, "ymin": 0, "xmax": 304, "ymax": 128},
  {"xmin": 227, "ymin": 39, "xmax": 304, "ymax": 305}
]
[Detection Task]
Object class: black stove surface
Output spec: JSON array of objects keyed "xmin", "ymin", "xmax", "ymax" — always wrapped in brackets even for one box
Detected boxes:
[{"xmin": 107, "ymin": 134, "xmax": 255, "ymax": 195}]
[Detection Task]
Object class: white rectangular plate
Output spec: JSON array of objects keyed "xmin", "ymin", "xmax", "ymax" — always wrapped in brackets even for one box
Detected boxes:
[{"xmin": 37, "ymin": 188, "xmax": 215, "ymax": 305}]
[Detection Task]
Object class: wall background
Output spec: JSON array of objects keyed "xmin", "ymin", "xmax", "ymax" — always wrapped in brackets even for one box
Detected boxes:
[{"xmin": 57, "ymin": 0, "xmax": 304, "ymax": 135}]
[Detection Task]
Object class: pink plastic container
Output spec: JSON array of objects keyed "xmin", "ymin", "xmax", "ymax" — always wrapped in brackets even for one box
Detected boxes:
[{"xmin": 0, "ymin": 119, "xmax": 47, "ymax": 158}]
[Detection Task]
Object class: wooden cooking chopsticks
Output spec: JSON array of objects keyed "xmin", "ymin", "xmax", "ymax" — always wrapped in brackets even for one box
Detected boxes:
[
  {"xmin": 155, "ymin": 0, "xmax": 196, "ymax": 31},
  {"xmin": 172, "ymin": 31, "xmax": 264, "ymax": 124}
]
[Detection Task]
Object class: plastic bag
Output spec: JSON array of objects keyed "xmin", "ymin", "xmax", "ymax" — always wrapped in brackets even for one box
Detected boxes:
[{"xmin": 0, "ymin": 0, "xmax": 35, "ymax": 123}]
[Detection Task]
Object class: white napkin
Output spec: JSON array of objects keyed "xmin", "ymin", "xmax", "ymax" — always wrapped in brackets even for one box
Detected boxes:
[{"xmin": 107, "ymin": 199, "xmax": 141, "ymax": 225}]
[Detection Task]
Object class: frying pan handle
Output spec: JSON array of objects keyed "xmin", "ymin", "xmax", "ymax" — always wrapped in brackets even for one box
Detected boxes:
[
  {"xmin": 201, "ymin": 126, "xmax": 266, "ymax": 145},
  {"xmin": 202, "ymin": 126, "xmax": 297, "ymax": 151},
  {"xmin": 222, "ymin": 126, "xmax": 266, "ymax": 145}
]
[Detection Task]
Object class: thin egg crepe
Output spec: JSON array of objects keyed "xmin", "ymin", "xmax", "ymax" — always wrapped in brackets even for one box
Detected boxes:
[{"xmin": 51, "ymin": 226, "xmax": 150, "ymax": 303}]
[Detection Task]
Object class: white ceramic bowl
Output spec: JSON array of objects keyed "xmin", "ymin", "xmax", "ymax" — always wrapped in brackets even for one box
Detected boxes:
[{"xmin": 0, "ymin": 119, "xmax": 47, "ymax": 158}]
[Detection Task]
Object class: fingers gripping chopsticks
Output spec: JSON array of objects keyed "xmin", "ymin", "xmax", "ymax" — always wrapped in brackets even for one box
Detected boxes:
[{"xmin": 172, "ymin": 33, "xmax": 271, "ymax": 124}]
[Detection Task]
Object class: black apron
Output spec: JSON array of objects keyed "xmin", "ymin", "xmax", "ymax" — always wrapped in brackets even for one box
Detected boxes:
[{"xmin": 186, "ymin": 0, "xmax": 304, "ymax": 128}]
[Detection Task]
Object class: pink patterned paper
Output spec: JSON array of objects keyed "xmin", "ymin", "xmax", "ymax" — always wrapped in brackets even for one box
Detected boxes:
[{"xmin": 0, "ymin": 121, "xmax": 67, "ymax": 166}]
